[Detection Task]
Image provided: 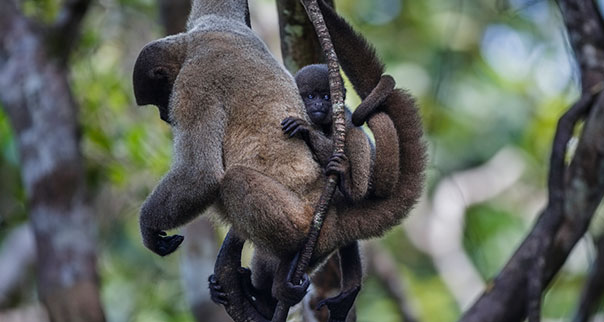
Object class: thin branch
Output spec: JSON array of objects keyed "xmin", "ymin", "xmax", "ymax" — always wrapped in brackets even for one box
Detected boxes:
[
  {"xmin": 271, "ymin": 0, "xmax": 347, "ymax": 320},
  {"xmin": 573, "ymin": 234, "xmax": 604, "ymax": 322},
  {"xmin": 365, "ymin": 242, "xmax": 418, "ymax": 322},
  {"xmin": 526, "ymin": 93, "xmax": 594, "ymax": 322},
  {"xmin": 460, "ymin": 89, "xmax": 604, "ymax": 322}
]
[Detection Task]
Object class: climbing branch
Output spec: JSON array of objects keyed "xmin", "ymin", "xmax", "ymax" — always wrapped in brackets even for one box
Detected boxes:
[
  {"xmin": 271, "ymin": 0, "xmax": 346, "ymax": 320},
  {"xmin": 573, "ymin": 234, "xmax": 604, "ymax": 322},
  {"xmin": 459, "ymin": 1, "xmax": 604, "ymax": 320}
]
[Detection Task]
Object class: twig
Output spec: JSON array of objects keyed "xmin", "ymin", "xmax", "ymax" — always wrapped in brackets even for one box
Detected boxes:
[
  {"xmin": 572, "ymin": 234, "xmax": 604, "ymax": 322},
  {"xmin": 365, "ymin": 242, "xmax": 418, "ymax": 322},
  {"xmin": 271, "ymin": 0, "xmax": 346, "ymax": 320}
]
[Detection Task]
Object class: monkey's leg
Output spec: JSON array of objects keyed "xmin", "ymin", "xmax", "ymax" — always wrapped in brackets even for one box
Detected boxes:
[
  {"xmin": 317, "ymin": 241, "xmax": 362, "ymax": 322},
  {"xmin": 210, "ymin": 229, "xmax": 274, "ymax": 322},
  {"xmin": 272, "ymin": 252, "xmax": 311, "ymax": 307},
  {"xmin": 220, "ymin": 165, "xmax": 314, "ymax": 257}
]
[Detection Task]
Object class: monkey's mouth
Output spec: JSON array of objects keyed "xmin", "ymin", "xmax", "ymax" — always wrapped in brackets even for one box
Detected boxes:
[{"xmin": 310, "ymin": 111, "xmax": 327, "ymax": 119}]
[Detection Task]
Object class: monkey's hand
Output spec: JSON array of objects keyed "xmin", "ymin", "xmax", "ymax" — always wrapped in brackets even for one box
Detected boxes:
[
  {"xmin": 281, "ymin": 117, "xmax": 311, "ymax": 140},
  {"xmin": 316, "ymin": 286, "xmax": 361, "ymax": 322},
  {"xmin": 142, "ymin": 228, "xmax": 184, "ymax": 256},
  {"xmin": 325, "ymin": 152, "xmax": 350, "ymax": 177}
]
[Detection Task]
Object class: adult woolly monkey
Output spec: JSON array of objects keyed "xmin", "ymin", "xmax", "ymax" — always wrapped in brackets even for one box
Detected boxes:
[
  {"xmin": 133, "ymin": 0, "xmax": 425, "ymax": 319},
  {"xmin": 208, "ymin": 0, "xmax": 426, "ymax": 320}
]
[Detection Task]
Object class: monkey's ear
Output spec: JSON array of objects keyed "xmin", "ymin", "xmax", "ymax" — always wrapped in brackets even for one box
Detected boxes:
[{"xmin": 133, "ymin": 35, "xmax": 187, "ymax": 124}]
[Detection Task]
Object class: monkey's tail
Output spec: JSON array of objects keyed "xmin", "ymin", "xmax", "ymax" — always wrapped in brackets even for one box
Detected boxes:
[
  {"xmin": 315, "ymin": 0, "xmax": 427, "ymax": 255},
  {"xmin": 318, "ymin": 0, "xmax": 385, "ymax": 99}
]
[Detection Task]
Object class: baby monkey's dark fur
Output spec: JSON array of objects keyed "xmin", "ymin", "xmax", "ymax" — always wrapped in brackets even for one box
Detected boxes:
[{"xmin": 210, "ymin": 1, "xmax": 426, "ymax": 320}]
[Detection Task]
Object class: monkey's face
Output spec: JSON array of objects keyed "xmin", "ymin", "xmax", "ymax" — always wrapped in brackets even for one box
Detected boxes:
[
  {"xmin": 302, "ymin": 91, "xmax": 333, "ymax": 126},
  {"xmin": 133, "ymin": 35, "xmax": 187, "ymax": 125}
]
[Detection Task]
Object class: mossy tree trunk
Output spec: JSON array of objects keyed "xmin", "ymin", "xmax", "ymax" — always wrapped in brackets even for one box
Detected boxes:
[{"xmin": 0, "ymin": 1, "xmax": 104, "ymax": 321}]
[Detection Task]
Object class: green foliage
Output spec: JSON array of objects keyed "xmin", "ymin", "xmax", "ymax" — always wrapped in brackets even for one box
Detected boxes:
[{"xmin": 0, "ymin": 0, "xmax": 599, "ymax": 321}]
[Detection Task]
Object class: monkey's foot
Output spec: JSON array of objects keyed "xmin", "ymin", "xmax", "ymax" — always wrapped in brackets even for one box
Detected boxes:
[
  {"xmin": 274, "ymin": 253, "xmax": 311, "ymax": 306},
  {"xmin": 281, "ymin": 117, "xmax": 310, "ymax": 139},
  {"xmin": 208, "ymin": 274, "xmax": 229, "ymax": 305},
  {"xmin": 275, "ymin": 274, "xmax": 311, "ymax": 306},
  {"xmin": 236, "ymin": 267, "xmax": 277, "ymax": 318},
  {"xmin": 316, "ymin": 286, "xmax": 361, "ymax": 322}
]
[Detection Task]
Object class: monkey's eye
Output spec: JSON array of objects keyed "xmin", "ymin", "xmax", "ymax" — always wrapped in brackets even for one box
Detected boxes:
[
  {"xmin": 323, "ymin": 94, "xmax": 330, "ymax": 101},
  {"xmin": 307, "ymin": 94, "xmax": 315, "ymax": 99}
]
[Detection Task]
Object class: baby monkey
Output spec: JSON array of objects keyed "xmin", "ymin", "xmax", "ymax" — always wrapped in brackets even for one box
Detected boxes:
[
  {"xmin": 283, "ymin": 63, "xmax": 397, "ymax": 203},
  {"xmin": 210, "ymin": 65, "xmax": 398, "ymax": 321}
]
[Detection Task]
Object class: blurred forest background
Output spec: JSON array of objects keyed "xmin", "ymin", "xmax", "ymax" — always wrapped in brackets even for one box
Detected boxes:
[{"xmin": 1, "ymin": 0, "xmax": 604, "ymax": 321}]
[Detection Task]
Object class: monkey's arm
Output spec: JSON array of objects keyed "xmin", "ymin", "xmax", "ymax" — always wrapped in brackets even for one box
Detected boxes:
[
  {"xmin": 282, "ymin": 117, "xmax": 333, "ymax": 167},
  {"xmin": 327, "ymin": 123, "xmax": 371, "ymax": 202},
  {"xmin": 140, "ymin": 101, "xmax": 226, "ymax": 257}
]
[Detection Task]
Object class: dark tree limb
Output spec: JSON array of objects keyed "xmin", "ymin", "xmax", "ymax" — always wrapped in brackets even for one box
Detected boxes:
[
  {"xmin": 0, "ymin": 1, "xmax": 104, "ymax": 321},
  {"xmin": 460, "ymin": 0, "xmax": 604, "ymax": 320},
  {"xmin": 573, "ymin": 234, "xmax": 604, "ymax": 322},
  {"xmin": 271, "ymin": 0, "xmax": 347, "ymax": 320},
  {"xmin": 276, "ymin": 0, "xmax": 333, "ymax": 72}
]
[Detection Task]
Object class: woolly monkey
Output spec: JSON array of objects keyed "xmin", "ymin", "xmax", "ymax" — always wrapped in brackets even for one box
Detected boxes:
[{"xmin": 133, "ymin": 0, "xmax": 425, "ymax": 319}]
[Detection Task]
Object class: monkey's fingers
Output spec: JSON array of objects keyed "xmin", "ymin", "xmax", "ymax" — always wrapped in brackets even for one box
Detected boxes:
[
  {"xmin": 208, "ymin": 275, "xmax": 229, "ymax": 305},
  {"xmin": 276, "ymin": 274, "xmax": 310, "ymax": 306},
  {"xmin": 281, "ymin": 117, "xmax": 297, "ymax": 126},
  {"xmin": 283, "ymin": 120, "xmax": 302, "ymax": 134},
  {"xmin": 316, "ymin": 286, "xmax": 361, "ymax": 321},
  {"xmin": 155, "ymin": 234, "xmax": 184, "ymax": 256}
]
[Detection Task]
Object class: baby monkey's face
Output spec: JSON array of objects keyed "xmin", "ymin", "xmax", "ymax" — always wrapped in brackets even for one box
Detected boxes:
[{"xmin": 302, "ymin": 90, "xmax": 333, "ymax": 126}]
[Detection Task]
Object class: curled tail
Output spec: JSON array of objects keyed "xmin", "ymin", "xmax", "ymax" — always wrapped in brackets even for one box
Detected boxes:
[
  {"xmin": 318, "ymin": 0, "xmax": 384, "ymax": 98},
  {"xmin": 315, "ymin": 0, "xmax": 427, "ymax": 255}
]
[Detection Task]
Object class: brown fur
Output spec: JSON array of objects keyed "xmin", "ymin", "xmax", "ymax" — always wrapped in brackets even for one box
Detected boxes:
[
  {"xmin": 289, "ymin": 64, "xmax": 400, "ymax": 201},
  {"xmin": 134, "ymin": 0, "xmax": 425, "ymax": 316}
]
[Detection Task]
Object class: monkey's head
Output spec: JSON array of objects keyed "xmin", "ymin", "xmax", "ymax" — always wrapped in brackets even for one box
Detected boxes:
[
  {"xmin": 295, "ymin": 64, "xmax": 344, "ymax": 126},
  {"xmin": 133, "ymin": 35, "xmax": 187, "ymax": 124}
]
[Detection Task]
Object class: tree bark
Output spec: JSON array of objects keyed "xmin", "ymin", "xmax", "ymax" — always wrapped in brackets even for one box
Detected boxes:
[
  {"xmin": 572, "ymin": 234, "xmax": 604, "ymax": 322},
  {"xmin": 0, "ymin": 1, "xmax": 104, "ymax": 321},
  {"xmin": 276, "ymin": 0, "xmax": 333, "ymax": 72},
  {"xmin": 460, "ymin": 1, "xmax": 604, "ymax": 321}
]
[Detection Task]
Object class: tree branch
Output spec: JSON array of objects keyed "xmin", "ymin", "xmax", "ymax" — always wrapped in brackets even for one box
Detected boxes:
[
  {"xmin": 271, "ymin": 0, "xmax": 346, "ymax": 320},
  {"xmin": 460, "ymin": 0, "xmax": 604, "ymax": 320},
  {"xmin": 276, "ymin": 0, "xmax": 333, "ymax": 72},
  {"xmin": 573, "ymin": 234, "xmax": 604, "ymax": 322},
  {"xmin": 365, "ymin": 242, "xmax": 419, "ymax": 322}
]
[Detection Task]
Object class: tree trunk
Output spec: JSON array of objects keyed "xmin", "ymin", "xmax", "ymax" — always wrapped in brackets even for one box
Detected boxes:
[
  {"xmin": 0, "ymin": 1, "xmax": 104, "ymax": 322},
  {"xmin": 277, "ymin": 0, "xmax": 333, "ymax": 72}
]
